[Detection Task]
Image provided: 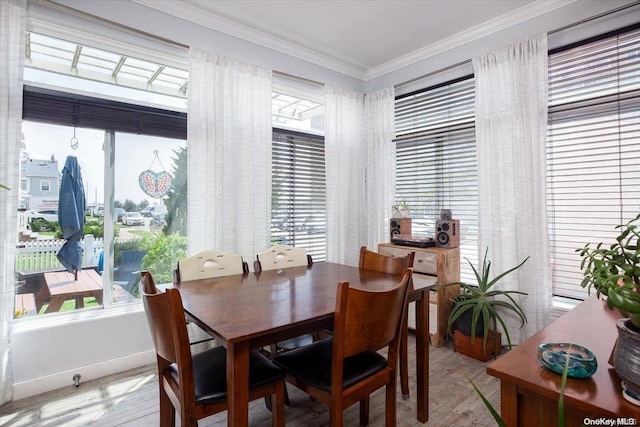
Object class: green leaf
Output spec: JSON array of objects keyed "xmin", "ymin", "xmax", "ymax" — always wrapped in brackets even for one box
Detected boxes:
[{"xmin": 466, "ymin": 374, "xmax": 507, "ymax": 427}]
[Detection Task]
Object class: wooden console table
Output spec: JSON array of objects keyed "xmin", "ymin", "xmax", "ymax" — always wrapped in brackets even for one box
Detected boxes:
[
  {"xmin": 378, "ymin": 243, "xmax": 460, "ymax": 347},
  {"xmin": 487, "ymin": 297, "xmax": 640, "ymax": 426}
]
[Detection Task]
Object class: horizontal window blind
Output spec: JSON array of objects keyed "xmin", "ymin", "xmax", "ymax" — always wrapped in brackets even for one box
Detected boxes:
[
  {"xmin": 23, "ymin": 85, "xmax": 187, "ymax": 140},
  {"xmin": 395, "ymin": 77, "xmax": 478, "ymax": 282},
  {"xmin": 547, "ymin": 25, "xmax": 640, "ymax": 299},
  {"xmin": 272, "ymin": 129, "xmax": 326, "ymax": 262}
]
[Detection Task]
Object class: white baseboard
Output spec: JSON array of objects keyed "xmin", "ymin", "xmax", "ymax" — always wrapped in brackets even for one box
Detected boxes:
[{"xmin": 12, "ymin": 349, "xmax": 155, "ymax": 400}]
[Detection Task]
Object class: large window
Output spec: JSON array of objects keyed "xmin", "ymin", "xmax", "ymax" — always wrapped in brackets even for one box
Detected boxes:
[
  {"xmin": 271, "ymin": 129, "xmax": 326, "ymax": 262},
  {"xmin": 547, "ymin": 24, "xmax": 640, "ymax": 300},
  {"xmin": 394, "ymin": 77, "xmax": 478, "ymax": 282},
  {"xmin": 270, "ymin": 74, "xmax": 326, "ymax": 261},
  {"xmin": 14, "ymin": 29, "xmax": 188, "ymax": 318}
]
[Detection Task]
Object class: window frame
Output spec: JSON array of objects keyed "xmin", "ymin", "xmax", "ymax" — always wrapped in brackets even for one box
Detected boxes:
[
  {"xmin": 394, "ymin": 76, "xmax": 478, "ymax": 282},
  {"xmin": 546, "ymin": 23, "xmax": 640, "ymax": 300},
  {"xmin": 271, "ymin": 127, "xmax": 327, "ymax": 262},
  {"xmin": 40, "ymin": 180, "xmax": 50, "ymax": 192}
]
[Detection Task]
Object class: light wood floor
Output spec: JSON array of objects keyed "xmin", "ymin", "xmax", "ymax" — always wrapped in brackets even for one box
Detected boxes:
[{"xmin": 0, "ymin": 335, "xmax": 501, "ymax": 426}]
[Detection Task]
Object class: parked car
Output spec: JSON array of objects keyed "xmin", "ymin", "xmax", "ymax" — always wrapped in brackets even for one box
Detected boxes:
[
  {"xmin": 122, "ymin": 211, "xmax": 145, "ymax": 226},
  {"xmin": 32, "ymin": 209, "xmax": 58, "ymax": 222},
  {"xmin": 141, "ymin": 204, "xmax": 167, "ymax": 217},
  {"xmin": 114, "ymin": 208, "xmax": 127, "ymax": 222}
]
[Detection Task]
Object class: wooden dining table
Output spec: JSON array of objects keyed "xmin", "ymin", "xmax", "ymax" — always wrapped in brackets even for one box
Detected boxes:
[{"xmin": 173, "ymin": 262, "xmax": 432, "ymax": 426}]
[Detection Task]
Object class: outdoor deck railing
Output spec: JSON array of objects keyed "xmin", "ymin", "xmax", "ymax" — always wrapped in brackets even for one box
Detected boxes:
[{"xmin": 15, "ymin": 235, "xmax": 137, "ymax": 272}]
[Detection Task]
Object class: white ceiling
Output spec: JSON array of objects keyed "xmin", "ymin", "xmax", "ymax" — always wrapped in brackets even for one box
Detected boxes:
[{"xmin": 132, "ymin": 0, "xmax": 572, "ymax": 80}]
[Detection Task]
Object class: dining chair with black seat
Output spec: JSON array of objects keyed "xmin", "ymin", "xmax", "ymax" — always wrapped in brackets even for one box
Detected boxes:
[
  {"xmin": 254, "ymin": 245, "xmax": 316, "ymax": 355},
  {"xmin": 359, "ymin": 245, "xmax": 415, "ymax": 399},
  {"xmin": 140, "ymin": 270, "xmax": 287, "ymax": 427},
  {"xmin": 173, "ymin": 250, "xmax": 249, "ymax": 346},
  {"xmin": 273, "ymin": 268, "xmax": 412, "ymax": 427}
]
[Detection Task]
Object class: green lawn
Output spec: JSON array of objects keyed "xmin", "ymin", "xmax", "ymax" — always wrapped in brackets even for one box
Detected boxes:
[{"xmin": 38, "ymin": 297, "xmax": 101, "ymax": 314}]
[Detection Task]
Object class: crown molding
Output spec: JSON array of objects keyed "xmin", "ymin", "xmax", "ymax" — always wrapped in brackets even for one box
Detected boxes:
[
  {"xmin": 129, "ymin": 0, "xmax": 367, "ymax": 80},
  {"xmin": 130, "ymin": 0, "xmax": 576, "ymax": 83},
  {"xmin": 364, "ymin": 0, "xmax": 577, "ymax": 81}
]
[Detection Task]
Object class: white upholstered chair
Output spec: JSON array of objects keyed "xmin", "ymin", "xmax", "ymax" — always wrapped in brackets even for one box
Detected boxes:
[
  {"xmin": 254, "ymin": 245, "xmax": 312, "ymax": 272},
  {"xmin": 175, "ymin": 250, "xmax": 248, "ymax": 283}
]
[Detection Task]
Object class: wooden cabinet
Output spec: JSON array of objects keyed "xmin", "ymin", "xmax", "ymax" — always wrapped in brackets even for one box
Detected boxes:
[{"xmin": 378, "ymin": 243, "xmax": 460, "ymax": 347}]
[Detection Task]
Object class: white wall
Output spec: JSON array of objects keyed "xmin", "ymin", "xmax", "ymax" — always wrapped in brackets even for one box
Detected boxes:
[
  {"xmin": 11, "ymin": 304, "xmax": 154, "ymax": 399},
  {"xmin": 368, "ymin": 0, "xmax": 639, "ymax": 94},
  {"xmin": 10, "ymin": 0, "xmax": 639, "ymax": 399}
]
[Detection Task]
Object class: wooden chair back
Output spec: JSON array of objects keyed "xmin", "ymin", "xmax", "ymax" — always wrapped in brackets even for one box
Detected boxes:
[
  {"xmin": 176, "ymin": 250, "xmax": 248, "ymax": 282},
  {"xmin": 141, "ymin": 277, "xmax": 192, "ymax": 386},
  {"xmin": 139, "ymin": 270, "xmax": 158, "ymax": 295},
  {"xmin": 273, "ymin": 268, "xmax": 413, "ymax": 425},
  {"xmin": 334, "ymin": 268, "xmax": 412, "ymax": 361},
  {"xmin": 359, "ymin": 245, "xmax": 415, "ymax": 275},
  {"xmin": 255, "ymin": 245, "xmax": 311, "ymax": 272},
  {"xmin": 358, "ymin": 245, "xmax": 415, "ymax": 399}
]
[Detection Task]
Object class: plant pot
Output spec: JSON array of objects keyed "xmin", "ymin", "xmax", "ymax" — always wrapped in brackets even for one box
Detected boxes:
[
  {"xmin": 454, "ymin": 308, "xmax": 486, "ymax": 338},
  {"xmin": 613, "ymin": 318, "xmax": 640, "ymax": 405},
  {"xmin": 453, "ymin": 329, "xmax": 501, "ymax": 362}
]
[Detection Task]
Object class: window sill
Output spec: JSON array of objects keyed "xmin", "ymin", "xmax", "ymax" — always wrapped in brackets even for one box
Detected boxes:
[{"xmin": 11, "ymin": 300, "xmax": 143, "ymax": 333}]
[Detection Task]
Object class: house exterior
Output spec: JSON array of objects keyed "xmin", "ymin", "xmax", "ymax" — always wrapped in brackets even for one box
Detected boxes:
[{"xmin": 21, "ymin": 156, "xmax": 59, "ymax": 210}]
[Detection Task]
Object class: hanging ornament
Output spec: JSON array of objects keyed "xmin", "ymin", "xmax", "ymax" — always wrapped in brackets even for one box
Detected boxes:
[
  {"xmin": 70, "ymin": 127, "xmax": 79, "ymax": 150},
  {"xmin": 139, "ymin": 150, "xmax": 171, "ymax": 198}
]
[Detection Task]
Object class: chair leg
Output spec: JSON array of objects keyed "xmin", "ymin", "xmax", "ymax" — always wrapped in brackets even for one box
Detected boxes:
[
  {"xmin": 271, "ymin": 382, "xmax": 286, "ymax": 427},
  {"xmin": 264, "ymin": 383, "xmax": 291, "ymax": 410},
  {"xmin": 159, "ymin": 388, "xmax": 175, "ymax": 427},
  {"xmin": 330, "ymin": 402, "xmax": 344, "ymax": 427},
  {"xmin": 385, "ymin": 382, "xmax": 397, "ymax": 427},
  {"xmin": 400, "ymin": 323, "xmax": 410, "ymax": 398},
  {"xmin": 359, "ymin": 396, "xmax": 370, "ymax": 426}
]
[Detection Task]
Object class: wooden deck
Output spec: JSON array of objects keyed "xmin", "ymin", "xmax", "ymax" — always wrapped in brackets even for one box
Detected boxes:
[
  {"xmin": 14, "ymin": 293, "xmax": 36, "ymax": 317},
  {"xmin": 0, "ymin": 335, "xmax": 500, "ymax": 426}
]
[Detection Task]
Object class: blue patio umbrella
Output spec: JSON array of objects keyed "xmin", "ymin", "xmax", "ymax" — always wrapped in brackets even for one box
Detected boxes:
[{"xmin": 57, "ymin": 156, "xmax": 86, "ymax": 280}]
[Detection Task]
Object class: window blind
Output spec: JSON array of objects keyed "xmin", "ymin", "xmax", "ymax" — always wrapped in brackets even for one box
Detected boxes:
[
  {"xmin": 394, "ymin": 77, "xmax": 478, "ymax": 282},
  {"xmin": 23, "ymin": 85, "xmax": 187, "ymax": 140},
  {"xmin": 547, "ymin": 24, "xmax": 640, "ymax": 299},
  {"xmin": 272, "ymin": 129, "xmax": 326, "ymax": 262}
]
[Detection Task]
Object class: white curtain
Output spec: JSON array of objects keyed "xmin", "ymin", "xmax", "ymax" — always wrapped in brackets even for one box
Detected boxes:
[
  {"xmin": 0, "ymin": 0, "xmax": 25, "ymax": 406},
  {"xmin": 325, "ymin": 86, "xmax": 365, "ymax": 266},
  {"xmin": 363, "ymin": 88, "xmax": 396, "ymax": 249},
  {"xmin": 473, "ymin": 34, "xmax": 552, "ymax": 344},
  {"xmin": 187, "ymin": 49, "xmax": 272, "ymax": 261}
]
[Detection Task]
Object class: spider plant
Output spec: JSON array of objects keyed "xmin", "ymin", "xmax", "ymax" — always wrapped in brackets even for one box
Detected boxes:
[{"xmin": 443, "ymin": 247, "xmax": 529, "ymax": 352}]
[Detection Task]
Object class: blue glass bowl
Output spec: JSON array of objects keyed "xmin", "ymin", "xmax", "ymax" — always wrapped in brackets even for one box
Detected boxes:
[{"xmin": 537, "ymin": 342, "xmax": 598, "ymax": 379}]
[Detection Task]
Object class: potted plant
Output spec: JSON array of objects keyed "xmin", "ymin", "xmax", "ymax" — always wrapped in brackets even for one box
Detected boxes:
[
  {"xmin": 392, "ymin": 199, "xmax": 410, "ymax": 218},
  {"xmin": 576, "ymin": 213, "xmax": 640, "ymax": 403},
  {"xmin": 443, "ymin": 248, "xmax": 529, "ymax": 360}
]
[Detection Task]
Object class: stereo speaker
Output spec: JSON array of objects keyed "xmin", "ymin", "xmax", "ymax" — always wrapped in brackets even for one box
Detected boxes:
[
  {"xmin": 436, "ymin": 219, "xmax": 460, "ymax": 248},
  {"xmin": 390, "ymin": 218, "xmax": 412, "ymax": 240}
]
